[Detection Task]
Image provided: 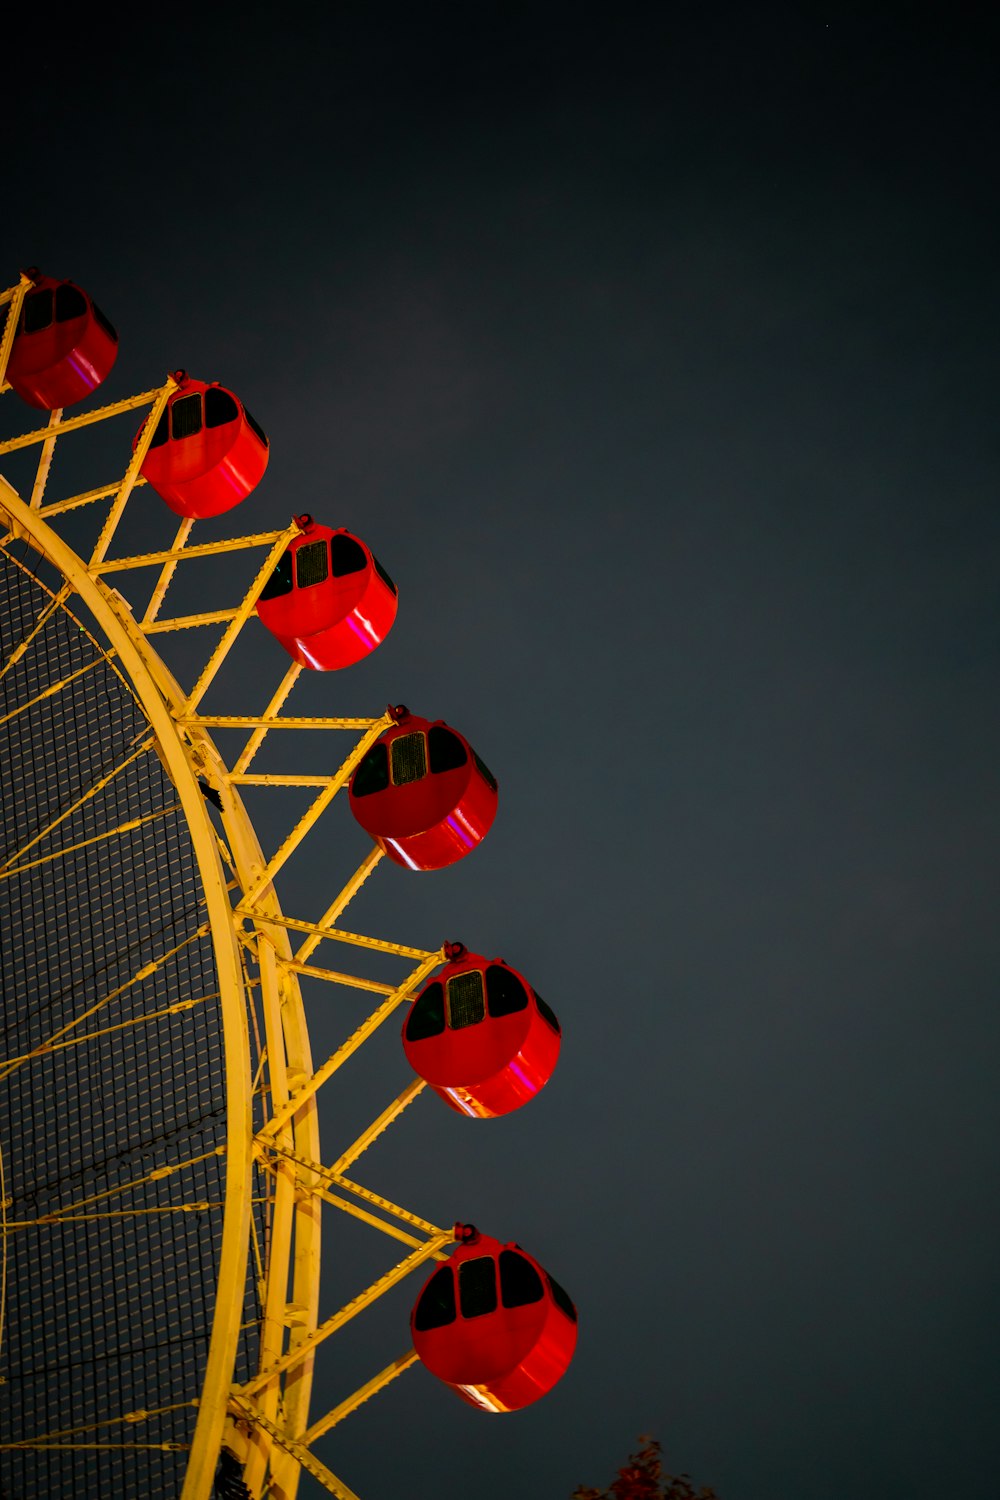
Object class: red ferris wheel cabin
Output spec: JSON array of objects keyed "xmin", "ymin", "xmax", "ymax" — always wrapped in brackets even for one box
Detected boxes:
[
  {"xmin": 411, "ymin": 1226, "xmax": 578, "ymax": 1412},
  {"xmin": 255, "ymin": 517, "xmax": 398, "ymax": 670},
  {"xmin": 135, "ymin": 373, "xmax": 268, "ymax": 518},
  {"xmin": 403, "ymin": 944, "xmax": 561, "ymax": 1117},
  {"xmin": 348, "ymin": 707, "xmax": 498, "ymax": 871},
  {"xmin": 5, "ymin": 272, "xmax": 118, "ymax": 410}
]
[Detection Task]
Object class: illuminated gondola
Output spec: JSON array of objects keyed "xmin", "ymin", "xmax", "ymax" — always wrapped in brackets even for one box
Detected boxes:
[
  {"xmin": 256, "ymin": 516, "xmax": 398, "ymax": 669},
  {"xmin": 411, "ymin": 1225, "xmax": 577, "ymax": 1411},
  {"xmin": 403, "ymin": 943, "xmax": 560, "ymax": 1116},
  {"xmin": 349, "ymin": 706, "xmax": 497, "ymax": 870}
]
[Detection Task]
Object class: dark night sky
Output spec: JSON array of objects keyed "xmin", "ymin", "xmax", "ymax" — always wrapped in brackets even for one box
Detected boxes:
[{"xmin": 6, "ymin": 7, "xmax": 1000, "ymax": 1498}]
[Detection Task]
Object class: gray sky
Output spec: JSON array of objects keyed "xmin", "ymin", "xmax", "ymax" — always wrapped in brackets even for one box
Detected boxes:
[{"xmin": 5, "ymin": 7, "xmax": 1000, "ymax": 1498}]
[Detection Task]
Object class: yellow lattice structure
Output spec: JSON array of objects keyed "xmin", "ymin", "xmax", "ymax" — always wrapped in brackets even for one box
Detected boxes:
[{"xmin": 0, "ymin": 274, "xmax": 460, "ymax": 1500}]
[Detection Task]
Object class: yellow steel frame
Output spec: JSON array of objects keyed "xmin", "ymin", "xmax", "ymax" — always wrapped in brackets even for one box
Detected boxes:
[{"xmin": 0, "ymin": 284, "xmax": 456, "ymax": 1499}]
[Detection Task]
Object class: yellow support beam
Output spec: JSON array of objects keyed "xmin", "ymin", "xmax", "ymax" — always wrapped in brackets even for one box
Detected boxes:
[
  {"xmin": 0, "ymin": 275, "xmax": 29, "ymax": 387},
  {"xmin": 294, "ymin": 849, "xmax": 384, "ymax": 965},
  {"xmin": 182, "ymin": 525, "xmax": 300, "ymax": 714},
  {"xmin": 142, "ymin": 516, "xmax": 194, "ymax": 625},
  {"xmin": 0, "ymin": 384, "xmax": 172, "ymax": 456},
  {"xmin": 229, "ymin": 1398, "xmax": 362, "ymax": 1500},
  {"xmin": 235, "ymin": 1232, "xmax": 452, "ymax": 1400},
  {"xmin": 256, "ymin": 952, "xmax": 441, "ymax": 1140},
  {"xmin": 328, "ymin": 1080, "xmax": 428, "ymax": 1176},
  {"xmin": 29, "ymin": 408, "xmax": 62, "ymax": 509},
  {"xmin": 301, "ymin": 1350, "xmax": 420, "ymax": 1446},
  {"xmin": 233, "ymin": 661, "xmax": 303, "ymax": 774},
  {"xmin": 96, "ymin": 528, "xmax": 289, "ymax": 574},
  {"xmin": 239, "ymin": 716, "xmax": 391, "ymax": 905}
]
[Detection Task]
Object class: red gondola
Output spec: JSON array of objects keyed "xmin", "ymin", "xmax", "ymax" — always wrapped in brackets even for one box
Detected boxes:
[
  {"xmin": 349, "ymin": 707, "xmax": 498, "ymax": 871},
  {"xmin": 134, "ymin": 372, "xmax": 268, "ymax": 518},
  {"xmin": 255, "ymin": 515, "xmax": 398, "ymax": 669},
  {"xmin": 403, "ymin": 943, "xmax": 561, "ymax": 1117},
  {"xmin": 411, "ymin": 1225, "xmax": 577, "ymax": 1412},
  {"xmin": 4, "ymin": 271, "xmax": 118, "ymax": 410}
]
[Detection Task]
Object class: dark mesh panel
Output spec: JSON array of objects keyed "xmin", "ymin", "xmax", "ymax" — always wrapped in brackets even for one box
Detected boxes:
[
  {"xmin": 0, "ymin": 546, "xmax": 263, "ymax": 1498},
  {"xmin": 459, "ymin": 1256, "xmax": 497, "ymax": 1319},
  {"xmin": 390, "ymin": 732, "xmax": 426, "ymax": 787},
  {"xmin": 447, "ymin": 970, "xmax": 485, "ymax": 1030},
  {"xmin": 171, "ymin": 393, "xmax": 202, "ymax": 440},
  {"xmin": 295, "ymin": 539, "xmax": 329, "ymax": 590}
]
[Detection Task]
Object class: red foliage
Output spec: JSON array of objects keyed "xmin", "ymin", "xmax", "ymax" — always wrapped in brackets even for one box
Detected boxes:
[{"xmin": 573, "ymin": 1437, "xmax": 719, "ymax": 1500}]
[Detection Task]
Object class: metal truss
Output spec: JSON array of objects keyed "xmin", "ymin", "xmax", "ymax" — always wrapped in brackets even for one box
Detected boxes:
[{"xmin": 0, "ymin": 279, "xmax": 457, "ymax": 1500}]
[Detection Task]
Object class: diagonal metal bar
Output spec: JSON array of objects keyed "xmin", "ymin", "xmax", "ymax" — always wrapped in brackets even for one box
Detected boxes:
[
  {"xmin": 239, "ymin": 716, "xmax": 391, "ymax": 905},
  {"xmin": 0, "ymin": 922, "xmax": 210, "ymax": 1083},
  {"xmin": 294, "ymin": 848, "xmax": 384, "ymax": 965},
  {"xmin": 328, "ymin": 1079, "xmax": 428, "ymax": 1176},
  {"xmin": 0, "ymin": 656, "xmax": 105, "ymax": 729},
  {"xmin": 301, "ymin": 1349, "xmax": 420, "ymax": 1446},
  {"xmin": 181, "ymin": 524, "xmax": 300, "ymax": 714},
  {"xmin": 0, "ymin": 580, "xmax": 72, "ymax": 682},
  {"xmin": 256, "ymin": 952, "xmax": 441, "ymax": 1140},
  {"xmin": 235, "ymin": 1232, "xmax": 452, "ymax": 1400},
  {"xmin": 89, "ymin": 379, "xmax": 176, "ymax": 565},
  {"xmin": 29, "ymin": 407, "xmax": 63, "ymax": 509},
  {"xmin": 229, "ymin": 1397, "xmax": 363, "ymax": 1500},
  {"xmin": 0, "ymin": 736, "xmax": 154, "ymax": 872},
  {"xmin": 0, "ymin": 385, "xmax": 172, "ymax": 457},
  {"xmin": 141, "ymin": 516, "xmax": 193, "ymax": 625},
  {"xmin": 0, "ymin": 276, "xmax": 29, "ymax": 387},
  {"xmin": 233, "ymin": 661, "xmax": 302, "ymax": 774},
  {"xmin": 0, "ymin": 803, "xmax": 179, "ymax": 882}
]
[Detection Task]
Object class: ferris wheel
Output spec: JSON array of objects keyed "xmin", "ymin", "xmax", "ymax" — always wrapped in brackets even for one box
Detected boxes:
[{"xmin": 0, "ymin": 269, "xmax": 577, "ymax": 1500}]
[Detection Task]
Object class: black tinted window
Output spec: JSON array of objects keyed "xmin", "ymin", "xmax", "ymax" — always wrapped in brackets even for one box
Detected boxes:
[
  {"xmin": 296, "ymin": 540, "xmax": 329, "ymax": 589},
  {"xmin": 414, "ymin": 1266, "xmax": 456, "ymax": 1331},
  {"xmin": 352, "ymin": 742, "xmax": 390, "ymax": 797},
  {"xmin": 447, "ymin": 970, "xmax": 485, "ymax": 1030},
  {"xmin": 499, "ymin": 1250, "xmax": 544, "ymax": 1308},
  {"xmin": 244, "ymin": 406, "xmax": 268, "ymax": 447},
  {"xmin": 372, "ymin": 554, "xmax": 398, "ymax": 596},
  {"xmin": 428, "ymin": 726, "xmax": 467, "ymax": 774},
  {"xmin": 459, "ymin": 1257, "xmax": 497, "ymax": 1319},
  {"xmin": 23, "ymin": 288, "xmax": 53, "ymax": 333},
  {"xmin": 330, "ymin": 534, "xmax": 367, "ymax": 577},
  {"xmin": 547, "ymin": 1274, "xmax": 577, "ymax": 1324},
  {"xmin": 390, "ymin": 732, "xmax": 426, "ymax": 786},
  {"xmin": 406, "ymin": 981, "xmax": 445, "ymax": 1042},
  {"xmin": 473, "ymin": 753, "xmax": 497, "ymax": 792},
  {"xmin": 259, "ymin": 549, "xmax": 293, "ymax": 601},
  {"xmin": 204, "ymin": 386, "xmax": 239, "ymax": 428},
  {"xmin": 171, "ymin": 393, "xmax": 202, "ymax": 440},
  {"xmin": 486, "ymin": 965, "xmax": 528, "ymax": 1018},
  {"xmin": 534, "ymin": 992, "xmax": 561, "ymax": 1036},
  {"xmin": 55, "ymin": 284, "xmax": 87, "ymax": 322},
  {"xmin": 90, "ymin": 300, "xmax": 118, "ymax": 343}
]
